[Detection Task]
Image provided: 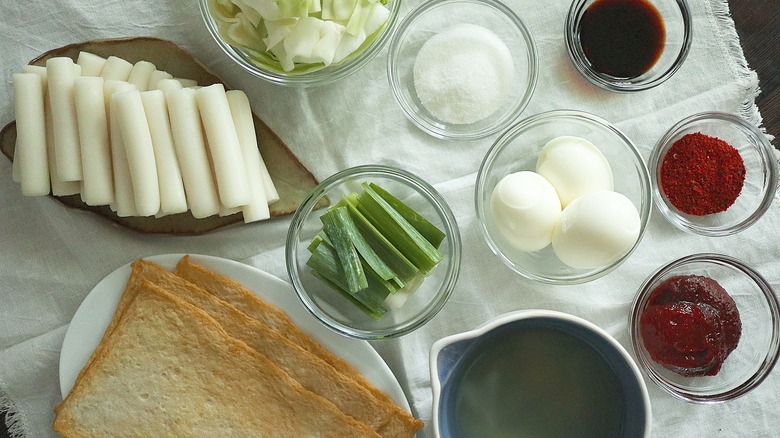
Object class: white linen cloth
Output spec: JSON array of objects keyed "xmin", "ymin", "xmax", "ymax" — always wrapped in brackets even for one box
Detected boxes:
[{"xmin": 0, "ymin": 0, "xmax": 778, "ymax": 436}]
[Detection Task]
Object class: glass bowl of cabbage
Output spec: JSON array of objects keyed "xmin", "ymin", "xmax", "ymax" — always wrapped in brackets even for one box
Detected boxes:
[{"xmin": 199, "ymin": 0, "xmax": 401, "ymax": 86}]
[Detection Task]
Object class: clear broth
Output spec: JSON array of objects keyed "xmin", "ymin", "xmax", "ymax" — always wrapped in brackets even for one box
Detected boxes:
[{"xmin": 446, "ymin": 326, "xmax": 627, "ymax": 438}]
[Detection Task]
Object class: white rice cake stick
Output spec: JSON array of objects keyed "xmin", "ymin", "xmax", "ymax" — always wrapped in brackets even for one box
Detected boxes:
[
  {"xmin": 140, "ymin": 90, "xmax": 188, "ymax": 215},
  {"xmin": 76, "ymin": 51, "xmax": 106, "ymax": 77},
  {"xmin": 226, "ymin": 90, "xmax": 271, "ymax": 222},
  {"xmin": 10, "ymin": 64, "xmax": 31, "ymax": 181},
  {"xmin": 17, "ymin": 66, "xmax": 44, "ymax": 185},
  {"xmin": 147, "ymin": 70, "xmax": 173, "ymax": 90},
  {"xmin": 166, "ymin": 88, "xmax": 221, "ymax": 218},
  {"xmin": 105, "ymin": 81, "xmax": 138, "ymax": 217},
  {"xmin": 155, "ymin": 78, "xmax": 183, "ymax": 94},
  {"xmin": 112, "ymin": 90, "xmax": 160, "ymax": 216},
  {"xmin": 74, "ymin": 76, "xmax": 114, "ymax": 206},
  {"xmin": 46, "ymin": 57, "xmax": 82, "ymax": 182},
  {"xmin": 176, "ymin": 78, "xmax": 198, "ymax": 88},
  {"xmin": 227, "ymin": 89, "xmax": 278, "ymax": 202},
  {"xmin": 12, "ymin": 139, "xmax": 20, "ymax": 182},
  {"xmin": 22, "ymin": 65, "xmax": 80, "ymax": 196},
  {"xmin": 13, "ymin": 73, "xmax": 49, "ymax": 196},
  {"xmin": 218, "ymin": 205, "xmax": 243, "ymax": 216},
  {"xmin": 195, "ymin": 84, "xmax": 250, "ymax": 209},
  {"xmin": 100, "ymin": 56, "xmax": 133, "ymax": 81},
  {"xmin": 127, "ymin": 60, "xmax": 156, "ymax": 92}
]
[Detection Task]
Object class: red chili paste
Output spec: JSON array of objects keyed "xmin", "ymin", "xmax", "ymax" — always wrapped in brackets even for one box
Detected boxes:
[{"xmin": 639, "ymin": 274, "xmax": 741, "ymax": 377}]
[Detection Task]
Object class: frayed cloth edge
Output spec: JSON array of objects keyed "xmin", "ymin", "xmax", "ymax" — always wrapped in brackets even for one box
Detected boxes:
[
  {"xmin": 0, "ymin": 388, "xmax": 29, "ymax": 438},
  {"xmin": 706, "ymin": 0, "xmax": 774, "ymax": 143}
]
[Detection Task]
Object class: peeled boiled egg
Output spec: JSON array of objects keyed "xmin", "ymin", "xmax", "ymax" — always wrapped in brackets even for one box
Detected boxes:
[
  {"xmin": 490, "ymin": 171, "xmax": 562, "ymax": 252},
  {"xmin": 536, "ymin": 136, "xmax": 613, "ymax": 207},
  {"xmin": 551, "ymin": 191, "xmax": 640, "ymax": 269}
]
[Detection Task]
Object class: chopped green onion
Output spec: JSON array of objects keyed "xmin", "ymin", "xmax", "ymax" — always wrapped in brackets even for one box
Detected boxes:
[
  {"xmin": 306, "ymin": 242, "xmax": 389, "ymax": 316},
  {"xmin": 320, "ymin": 206, "xmax": 367, "ymax": 293},
  {"xmin": 314, "ymin": 234, "xmax": 400, "ymax": 295},
  {"xmin": 310, "ymin": 271, "xmax": 386, "ymax": 320},
  {"xmin": 341, "ymin": 195, "xmax": 419, "ymax": 285},
  {"xmin": 306, "ymin": 181, "xmax": 447, "ymax": 319},
  {"xmin": 369, "ymin": 182, "xmax": 446, "ymax": 249},
  {"xmin": 330, "ymin": 199, "xmax": 397, "ymax": 282},
  {"xmin": 356, "ymin": 183, "xmax": 443, "ymax": 274},
  {"xmin": 306, "ymin": 241, "xmax": 349, "ymax": 291}
]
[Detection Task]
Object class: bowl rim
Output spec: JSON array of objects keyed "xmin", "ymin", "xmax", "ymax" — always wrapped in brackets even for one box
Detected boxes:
[
  {"xmin": 386, "ymin": 0, "xmax": 539, "ymax": 140},
  {"xmin": 198, "ymin": 0, "xmax": 401, "ymax": 87},
  {"xmin": 649, "ymin": 111, "xmax": 780, "ymax": 236},
  {"xmin": 564, "ymin": 0, "xmax": 693, "ymax": 92},
  {"xmin": 474, "ymin": 109, "xmax": 652, "ymax": 284},
  {"xmin": 285, "ymin": 164, "xmax": 462, "ymax": 340},
  {"xmin": 429, "ymin": 309, "xmax": 652, "ymax": 437},
  {"xmin": 629, "ymin": 252, "xmax": 780, "ymax": 403}
]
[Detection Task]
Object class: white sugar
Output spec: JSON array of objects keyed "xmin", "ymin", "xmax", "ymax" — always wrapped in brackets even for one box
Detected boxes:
[{"xmin": 413, "ymin": 23, "xmax": 514, "ymax": 125}]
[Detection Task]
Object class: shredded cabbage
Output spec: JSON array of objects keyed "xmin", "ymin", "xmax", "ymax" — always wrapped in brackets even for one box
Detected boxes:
[{"xmin": 208, "ymin": 0, "xmax": 390, "ymax": 72}]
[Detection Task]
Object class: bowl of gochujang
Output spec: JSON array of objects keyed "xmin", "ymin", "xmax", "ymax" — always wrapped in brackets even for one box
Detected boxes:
[
  {"xmin": 630, "ymin": 253, "xmax": 780, "ymax": 402},
  {"xmin": 650, "ymin": 111, "xmax": 778, "ymax": 236},
  {"xmin": 565, "ymin": 0, "xmax": 692, "ymax": 92}
]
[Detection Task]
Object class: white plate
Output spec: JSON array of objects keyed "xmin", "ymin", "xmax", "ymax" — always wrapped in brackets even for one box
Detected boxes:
[{"xmin": 59, "ymin": 253, "xmax": 411, "ymax": 411}]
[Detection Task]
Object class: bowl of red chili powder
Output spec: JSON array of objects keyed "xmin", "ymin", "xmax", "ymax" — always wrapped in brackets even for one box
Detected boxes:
[
  {"xmin": 630, "ymin": 253, "xmax": 780, "ymax": 402},
  {"xmin": 650, "ymin": 112, "xmax": 778, "ymax": 236}
]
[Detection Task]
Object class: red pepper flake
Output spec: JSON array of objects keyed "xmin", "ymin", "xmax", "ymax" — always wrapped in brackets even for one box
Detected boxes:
[{"xmin": 659, "ymin": 132, "xmax": 745, "ymax": 216}]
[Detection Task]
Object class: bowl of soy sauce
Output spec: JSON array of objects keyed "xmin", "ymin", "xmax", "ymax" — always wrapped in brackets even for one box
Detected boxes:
[{"xmin": 565, "ymin": 0, "xmax": 692, "ymax": 92}]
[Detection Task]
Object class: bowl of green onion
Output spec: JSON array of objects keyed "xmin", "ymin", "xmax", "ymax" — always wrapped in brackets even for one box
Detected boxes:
[{"xmin": 285, "ymin": 165, "xmax": 462, "ymax": 339}]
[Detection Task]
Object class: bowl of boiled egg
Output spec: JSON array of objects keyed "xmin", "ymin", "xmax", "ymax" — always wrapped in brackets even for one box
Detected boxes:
[
  {"xmin": 475, "ymin": 109, "xmax": 652, "ymax": 284},
  {"xmin": 199, "ymin": 0, "xmax": 400, "ymax": 86}
]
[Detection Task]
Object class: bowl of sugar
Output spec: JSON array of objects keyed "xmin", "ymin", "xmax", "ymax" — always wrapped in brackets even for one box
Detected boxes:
[{"xmin": 387, "ymin": 0, "xmax": 538, "ymax": 140}]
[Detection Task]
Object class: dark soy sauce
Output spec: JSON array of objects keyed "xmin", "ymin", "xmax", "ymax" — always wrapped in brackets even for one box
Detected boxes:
[{"xmin": 579, "ymin": 0, "xmax": 666, "ymax": 78}]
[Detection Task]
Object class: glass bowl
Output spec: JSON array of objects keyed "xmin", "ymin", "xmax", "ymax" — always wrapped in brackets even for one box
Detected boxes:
[
  {"xmin": 386, "ymin": 0, "xmax": 538, "ymax": 140},
  {"xmin": 285, "ymin": 165, "xmax": 462, "ymax": 339},
  {"xmin": 198, "ymin": 0, "xmax": 401, "ymax": 86},
  {"xmin": 630, "ymin": 253, "xmax": 780, "ymax": 402},
  {"xmin": 475, "ymin": 109, "xmax": 652, "ymax": 284},
  {"xmin": 649, "ymin": 112, "xmax": 779, "ymax": 236},
  {"xmin": 565, "ymin": 0, "xmax": 692, "ymax": 92}
]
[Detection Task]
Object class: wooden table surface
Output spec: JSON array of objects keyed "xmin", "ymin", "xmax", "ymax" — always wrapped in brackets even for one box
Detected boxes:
[
  {"xmin": 731, "ymin": 0, "xmax": 780, "ymax": 147},
  {"xmin": 1, "ymin": 1, "xmax": 777, "ymax": 436}
]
